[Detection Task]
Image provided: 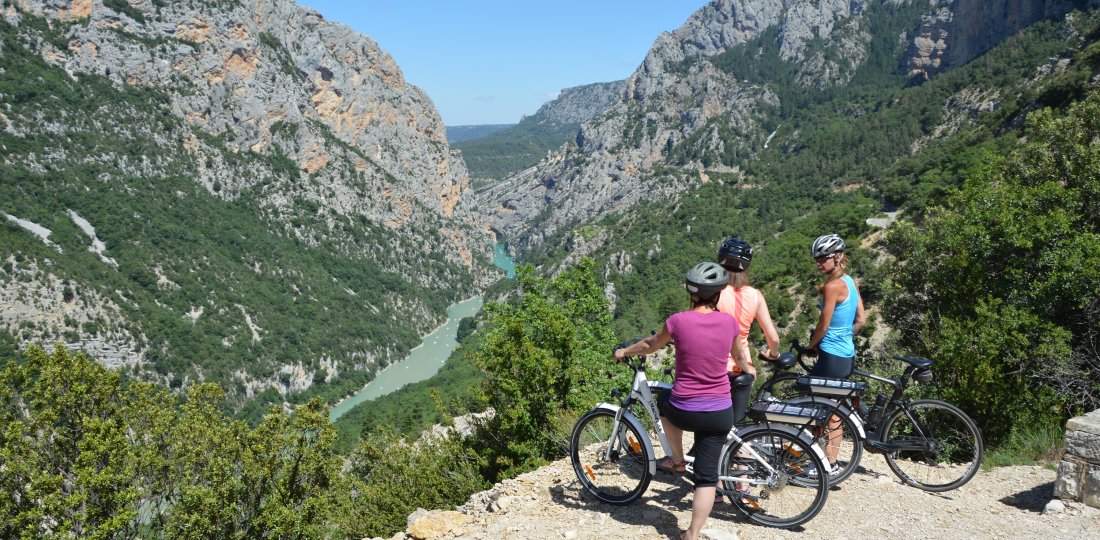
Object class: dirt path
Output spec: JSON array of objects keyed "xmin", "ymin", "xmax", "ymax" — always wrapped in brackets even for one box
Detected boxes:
[{"xmin": 396, "ymin": 453, "xmax": 1100, "ymax": 540}]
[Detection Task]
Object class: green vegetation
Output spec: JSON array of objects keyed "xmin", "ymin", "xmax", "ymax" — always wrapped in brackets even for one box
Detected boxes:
[
  {"xmin": 0, "ymin": 13, "xmax": 482, "ymax": 420},
  {"xmin": 884, "ymin": 90, "xmax": 1100, "ymax": 444},
  {"xmin": 453, "ymin": 120, "xmax": 580, "ymax": 183},
  {"xmin": 1, "ymin": 344, "xmax": 343, "ymax": 538},
  {"xmin": 2, "ymin": 257, "xmax": 619, "ymax": 538}
]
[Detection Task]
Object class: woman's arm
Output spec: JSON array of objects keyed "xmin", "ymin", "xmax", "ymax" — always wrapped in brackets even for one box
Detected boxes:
[
  {"xmin": 755, "ymin": 295, "xmax": 781, "ymax": 359},
  {"xmin": 614, "ymin": 323, "xmax": 672, "ymax": 361},
  {"xmin": 852, "ymin": 278, "xmax": 866, "ymax": 335},
  {"xmin": 809, "ymin": 280, "xmax": 843, "ymax": 350},
  {"xmin": 730, "ymin": 334, "xmax": 755, "ymax": 376}
]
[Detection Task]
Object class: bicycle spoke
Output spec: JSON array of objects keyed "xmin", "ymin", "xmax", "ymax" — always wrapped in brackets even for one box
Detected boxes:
[
  {"xmin": 720, "ymin": 427, "xmax": 828, "ymax": 529},
  {"xmin": 881, "ymin": 399, "xmax": 984, "ymax": 492},
  {"xmin": 570, "ymin": 408, "xmax": 652, "ymax": 504}
]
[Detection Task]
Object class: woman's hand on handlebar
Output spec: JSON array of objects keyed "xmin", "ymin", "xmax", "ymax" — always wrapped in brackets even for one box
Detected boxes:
[{"xmin": 757, "ymin": 348, "xmax": 779, "ymax": 362}]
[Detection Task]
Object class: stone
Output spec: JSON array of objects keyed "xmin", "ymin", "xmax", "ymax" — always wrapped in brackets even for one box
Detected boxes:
[
  {"xmin": 1055, "ymin": 458, "xmax": 1080, "ymax": 499},
  {"xmin": 406, "ymin": 510, "xmax": 470, "ymax": 540},
  {"xmin": 1064, "ymin": 429, "xmax": 1100, "ymax": 462},
  {"xmin": 1043, "ymin": 499, "xmax": 1067, "ymax": 515}
]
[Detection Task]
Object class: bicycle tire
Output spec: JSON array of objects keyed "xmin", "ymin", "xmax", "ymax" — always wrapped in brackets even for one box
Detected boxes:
[
  {"xmin": 719, "ymin": 425, "xmax": 829, "ymax": 529},
  {"xmin": 754, "ymin": 371, "xmax": 803, "ymax": 404},
  {"xmin": 880, "ymin": 399, "xmax": 984, "ymax": 492},
  {"xmin": 569, "ymin": 407, "xmax": 652, "ymax": 504}
]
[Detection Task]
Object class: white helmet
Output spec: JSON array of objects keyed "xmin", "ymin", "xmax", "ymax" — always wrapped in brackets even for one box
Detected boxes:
[{"xmin": 810, "ymin": 234, "xmax": 845, "ymax": 258}]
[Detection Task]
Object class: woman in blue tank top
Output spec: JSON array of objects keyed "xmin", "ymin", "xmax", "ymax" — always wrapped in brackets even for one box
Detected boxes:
[
  {"xmin": 807, "ymin": 234, "xmax": 865, "ymax": 376},
  {"xmin": 806, "ymin": 234, "xmax": 866, "ymax": 476}
]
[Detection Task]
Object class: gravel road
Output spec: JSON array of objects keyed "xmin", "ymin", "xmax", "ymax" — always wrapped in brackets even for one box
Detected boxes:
[{"xmin": 398, "ymin": 452, "xmax": 1100, "ymax": 540}]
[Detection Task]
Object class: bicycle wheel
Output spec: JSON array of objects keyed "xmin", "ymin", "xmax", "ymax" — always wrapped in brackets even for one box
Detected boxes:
[
  {"xmin": 880, "ymin": 399, "xmax": 984, "ymax": 492},
  {"xmin": 569, "ymin": 408, "xmax": 652, "ymax": 504},
  {"xmin": 719, "ymin": 425, "xmax": 828, "ymax": 529},
  {"xmin": 755, "ymin": 372, "xmax": 802, "ymax": 403},
  {"xmin": 794, "ymin": 400, "xmax": 864, "ymax": 487}
]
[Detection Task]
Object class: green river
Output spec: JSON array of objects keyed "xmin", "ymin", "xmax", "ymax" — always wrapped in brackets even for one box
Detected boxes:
[{"xmin": 329, "ymin": 244, "xmax": 514, "ymax": 421}]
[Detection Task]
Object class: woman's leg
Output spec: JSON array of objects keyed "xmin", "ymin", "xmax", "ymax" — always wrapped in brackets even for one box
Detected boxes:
[
  {"xmin": 685, "ymin": 486, "xmax": 716, "ymax": 539},
  {"xmin": 662, "ymin": 415, "xmax": 685, "ymax": 464},
  {"xmin": 810, "ymin": 351, "xmax": 853, "ymax": 468}
]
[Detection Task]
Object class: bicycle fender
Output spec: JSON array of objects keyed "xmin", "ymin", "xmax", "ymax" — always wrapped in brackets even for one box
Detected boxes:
[
  {"xmin": 787, "ymin": 396, "xmax": 867, "ymax": 439},
  {"xmin": 594, "ymin": 403, "xmax": 658, "ymax": 475}
]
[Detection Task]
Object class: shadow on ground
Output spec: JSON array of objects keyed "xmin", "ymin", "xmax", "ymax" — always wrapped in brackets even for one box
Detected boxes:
[{"xmin": 999, "ymin": 481, "xmax": 1053, "ymax": 513}]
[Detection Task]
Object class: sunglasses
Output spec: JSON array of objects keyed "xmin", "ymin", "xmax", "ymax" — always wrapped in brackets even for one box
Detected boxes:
[{"xmin": 814, "ymin": 255, "xmax": 835, "ymax": 264}]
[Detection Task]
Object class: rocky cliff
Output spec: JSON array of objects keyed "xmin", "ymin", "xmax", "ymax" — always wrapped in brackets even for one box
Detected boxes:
[
  {"xmin": 479, "ymin": 0, "xmax": 1099, "ymax": 254},
  {"xmin": 905, "ymin": 0, "xmax": 1098, "ymax": 79},
  {"xmin": 526, "ymin": 80, "xmax": 627, "ymax": 125},
  {"xmin": 0, "ymin": 0, "xmax": 495, "ymax": 404},
  {"xmin": 478, "ymin": 0, "xmax": 878, "ymax": 251}
]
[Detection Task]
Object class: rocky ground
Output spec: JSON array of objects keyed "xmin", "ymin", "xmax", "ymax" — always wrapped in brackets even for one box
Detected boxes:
[{"xmin": 387, "ymin": 452, "xmax": 1100, "ymax": 540}]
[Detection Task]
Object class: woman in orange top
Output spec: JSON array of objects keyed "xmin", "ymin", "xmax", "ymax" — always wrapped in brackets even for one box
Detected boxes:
[{"xmin": 715, "ymin": 237, "xmax": 780, "ymax": 422}]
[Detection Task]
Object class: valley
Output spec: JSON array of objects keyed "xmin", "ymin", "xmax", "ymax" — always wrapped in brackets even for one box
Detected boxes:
[{"xmin": 1, "ymin": 0, "xmax": 1099, "ymax": 537}]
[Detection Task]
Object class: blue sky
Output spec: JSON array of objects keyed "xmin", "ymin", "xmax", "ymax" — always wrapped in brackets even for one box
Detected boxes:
[{"xmin": 296, "ymin": 1, "xmax": 704, "ymax": 126}]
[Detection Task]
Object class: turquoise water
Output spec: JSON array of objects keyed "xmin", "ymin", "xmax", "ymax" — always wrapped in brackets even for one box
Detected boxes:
[
  {"xmin": 493, "ymin": 243, "xmax": 516, "ymax": 278},
  {"xmin": 328, "ymin": 244, "xmax": 513, "ymax": 421}
]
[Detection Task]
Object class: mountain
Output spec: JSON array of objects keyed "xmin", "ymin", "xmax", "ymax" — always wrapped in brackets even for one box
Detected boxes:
[
  {"xmin": 453, "ymin": 80, "xmax": 626, "ymax": 183},
  {"xmin": 478, "ymin": 0, "xmax": 1097, "ymax": 253},
  {"xmin": 0, "ymin": 0, "xmax": 498, "ymax": 414},
  {"xmin": 445, "ymin": 124, "xmax": 515, "ymax": 144}
]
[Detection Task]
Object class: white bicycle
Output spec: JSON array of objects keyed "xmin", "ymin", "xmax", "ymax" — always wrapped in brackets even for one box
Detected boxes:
[{"xmin": 569, "ymin": 353, "xmax": 831, "ymax": 529}]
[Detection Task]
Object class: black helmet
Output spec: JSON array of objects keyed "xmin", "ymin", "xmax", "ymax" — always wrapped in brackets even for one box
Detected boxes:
[
  {"xmin": 810, "ymin": 234, "xmax": 845, "ymax": 259},
  {"xmin": 718, "ymin": 237, "xmax": 753, "ymax": 271},
  {"xmin": 685, "ymin": 262, "xmax": 728, "ymax": 297}
]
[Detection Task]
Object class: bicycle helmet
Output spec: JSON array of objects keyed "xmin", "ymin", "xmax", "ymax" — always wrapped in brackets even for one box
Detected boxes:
[
  {"xmin": 685, "ymin": 262, "xmax": 728, "ymax": 296},
  {"xmin": 717, "ymin": 236, "xmax": 753, "ymax": 271},
  {"xmin": 810, "ymin": 234, "xmax": 845, "ymax": 258}
]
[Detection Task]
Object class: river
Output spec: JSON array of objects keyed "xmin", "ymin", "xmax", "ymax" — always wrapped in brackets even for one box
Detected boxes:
[{"xmin": 328, "ymin": 244, "xmax": 514, "ymax": 421}]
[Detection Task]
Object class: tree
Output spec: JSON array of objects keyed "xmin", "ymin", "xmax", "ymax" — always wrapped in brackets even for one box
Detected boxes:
[
  {"xmin": 884, "ymin": 89, "xmax": 1100, "ymax": 443},
  {"xmin": 469, "ymin": 258, "xmax": 622, "ymax": 480}
]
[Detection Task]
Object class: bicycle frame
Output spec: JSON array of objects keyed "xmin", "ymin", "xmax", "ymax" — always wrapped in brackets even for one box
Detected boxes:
[{"xmin": 597, "ymin": 358, "xmax": 820, "ymax": 484}]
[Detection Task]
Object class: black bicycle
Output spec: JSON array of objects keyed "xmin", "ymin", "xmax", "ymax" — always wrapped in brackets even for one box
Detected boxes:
[{"xmin": 754, "ymin": 342, "xmax": 984, "ymax": 492}]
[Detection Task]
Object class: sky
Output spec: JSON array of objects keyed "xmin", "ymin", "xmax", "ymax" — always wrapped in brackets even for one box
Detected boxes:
[{"xmin": 295, "ymin": 1, "xmax": 704, "ymax": 126}]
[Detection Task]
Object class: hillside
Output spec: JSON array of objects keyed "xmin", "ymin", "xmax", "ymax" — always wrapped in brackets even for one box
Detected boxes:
[
  {"xmin": 478, "ymin": 0, "xmax": 1097, "ymax": 251},
  {"xmin": 454, "ymin": 81, "xmax": 626, "ymax": 183},
  {"xmin": 0, "ymin": 0, "xmax": 498, "ymax": 415}
]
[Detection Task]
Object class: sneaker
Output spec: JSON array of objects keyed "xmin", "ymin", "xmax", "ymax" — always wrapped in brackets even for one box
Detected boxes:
[{"xmin": 805, "ymin": 462, "xmax": 839, "ymax": 478}]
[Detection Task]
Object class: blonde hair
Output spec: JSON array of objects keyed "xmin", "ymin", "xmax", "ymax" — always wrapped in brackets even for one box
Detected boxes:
[{"xmin": 818, "ymin": 252, "xmax": 848, "ymax": 293}]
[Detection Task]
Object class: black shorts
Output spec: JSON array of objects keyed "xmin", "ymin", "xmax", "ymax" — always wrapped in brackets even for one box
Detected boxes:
[
  {"xmin": 659, "ymin": 396, "xmax": 735, "ymax": 488},
  {"xmin": 811, "ymin": 350, "xmax": 854, "ymax": 379}
]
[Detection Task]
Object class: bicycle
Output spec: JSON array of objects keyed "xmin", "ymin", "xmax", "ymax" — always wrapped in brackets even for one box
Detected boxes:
[
  {"xmin": 569, "ymin": 352, "xmax": 831, "ymax": 529},
  {"xmin": 755, "ymin": 341, "xmax": 985, "ymax": 492}
]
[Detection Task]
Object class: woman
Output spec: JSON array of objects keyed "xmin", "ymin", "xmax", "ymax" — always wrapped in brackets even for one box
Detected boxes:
[
  {"xmin": 806, "ymin": 233, "xmax": 866, "ymax": 476},
  {"xmin": 613, "ymin": 262, "xmax": 752, "ymax": 540},
  {"xmin": 715, "ymin": 236, "xmax": 780, "ymax": 421}
]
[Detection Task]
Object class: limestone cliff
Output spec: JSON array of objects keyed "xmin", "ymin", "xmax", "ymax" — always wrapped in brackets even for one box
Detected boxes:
[
  {"xmin": 0, "ymin": 0, "xmax": 495, "ymax": 401},
  {"xmin": 479, "ymin": 0, "xmax": 1100, "ymax": 254}
]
